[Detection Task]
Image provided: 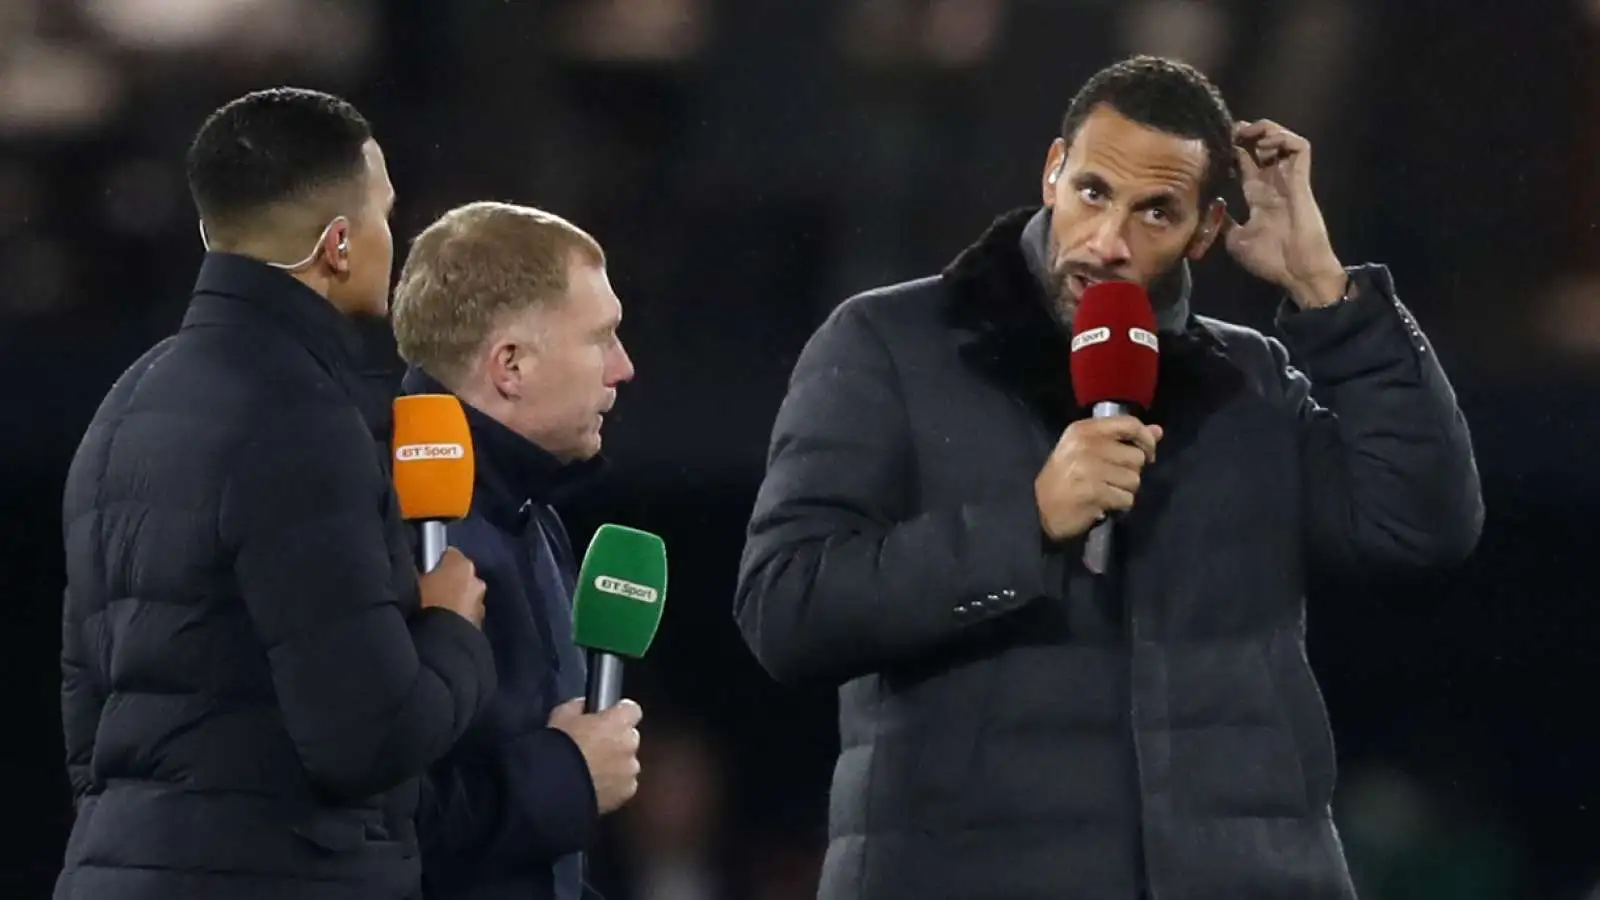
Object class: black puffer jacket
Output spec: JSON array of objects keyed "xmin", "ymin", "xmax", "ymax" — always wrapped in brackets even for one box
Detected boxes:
[{"xmin": 55, "ymin": 252, "xmax": 497, "ymax": 900}]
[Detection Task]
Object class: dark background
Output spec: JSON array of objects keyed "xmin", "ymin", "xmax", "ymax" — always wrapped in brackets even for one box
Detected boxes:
[{"xmin": 3, "ymin": 1, "xmax": 1598, "ymax": 897}]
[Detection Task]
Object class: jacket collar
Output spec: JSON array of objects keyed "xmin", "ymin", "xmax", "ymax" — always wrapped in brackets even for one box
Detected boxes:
[
  {"xmin": 941, "ymin": 206, "xmax": 1242, "ymax": 437},
  {"xmin": 182, "ymin": 251, "xmax": 367, "ymax": 379},
  {"xmin": 400, "ymin": 367, "xmax": 605, "ymax": 530},
  {"xmin": 180, "ymin": 252, "xmax": 393, "ymax": 434}
]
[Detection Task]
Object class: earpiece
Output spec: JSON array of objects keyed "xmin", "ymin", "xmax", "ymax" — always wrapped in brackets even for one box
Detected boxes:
[
  {"xmin": 1048, "ymin": 161, "xmax": 1065, "ymax": 185},
  {"xmin": 262, "ymin": 216, "xmax": 348, "ymax": 272}
]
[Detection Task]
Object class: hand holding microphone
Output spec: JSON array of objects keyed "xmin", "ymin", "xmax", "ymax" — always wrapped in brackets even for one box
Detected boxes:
[
  {"xmin": 1035, "ymin": 416, "xmax": 1162, "ymax": 541},
  {"xmin": 547, "ymin": 697, "xmax": 643, "ymax": 813},
  {"xmin": 1036, "ymin": 281, "xmax": 1163, "ymax": 573},
  {"xmin": 418, "ymin": 548, "xmax": 486, "ymax": 628},
  {"xmin": 393, "ymin": 394, "xmax": 486, "ymax": 628}
]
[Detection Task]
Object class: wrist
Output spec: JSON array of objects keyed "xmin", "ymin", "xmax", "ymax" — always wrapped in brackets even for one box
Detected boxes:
[{"xmin": 1287, "ymin": 264, "xmax": 1349, "ymax": 310}]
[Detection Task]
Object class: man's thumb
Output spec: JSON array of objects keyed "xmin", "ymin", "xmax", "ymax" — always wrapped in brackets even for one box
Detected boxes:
[{"xmin": 606, "ymin": 698, "xmax": 643, "ymax": 726}]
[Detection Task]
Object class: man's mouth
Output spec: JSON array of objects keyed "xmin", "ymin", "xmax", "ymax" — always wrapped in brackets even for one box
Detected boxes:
[{"xmin": 1066, "ymin": 272, "xmax": 1104, "ymax": 296}]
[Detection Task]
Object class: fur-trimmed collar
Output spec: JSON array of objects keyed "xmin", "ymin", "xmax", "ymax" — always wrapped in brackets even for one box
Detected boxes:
[{"xmin": 941, "ymin": 206, "xmax": 1243, "ymax": 438}]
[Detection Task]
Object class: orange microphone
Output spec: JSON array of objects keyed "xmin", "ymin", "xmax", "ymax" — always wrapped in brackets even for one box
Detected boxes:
[{"xmin": 392, "ymin": 394, "xmax": 476, "ymax": 571}]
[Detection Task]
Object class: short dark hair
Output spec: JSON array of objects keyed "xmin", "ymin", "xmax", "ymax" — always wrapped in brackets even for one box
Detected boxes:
[
  {"xmin": 1060, "ymin": 56, "xmax": 1237, "ymax": 201},
  {"xmin": 186, "ymin": 87, "xmax": 372, "ymax": 235}
]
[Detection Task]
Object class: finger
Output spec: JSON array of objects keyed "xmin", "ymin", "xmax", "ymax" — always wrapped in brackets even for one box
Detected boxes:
[
  {"xmin": 1249, "ymin": 138, "xmax": 1309, "ymax": 170},
  {"xmin": 1247, "ymin": 143, "xmax": 1282, "ymax": 169},
  {"xmin": 1073, "ymin": 417, "xmax": 1157, "ymax": 463},
  {"xmin": 1097, "ymin": 432, "xmax": 1153, "ymax": 468},
  {"xmin": 1093, "ymin": 460, "xmax": 1142, "ymax": 495},
  {"xmin": 1095, "ymin": 482, "xmax": 1137, "ymax": 514},
  {"xmin": 1252, "ymin": 131, "xmax": 1309, "ymax": 155},
  {"xmin": 1136, "ymin": 425, "xmax": 1160, "ymax": 462},
  {"xmin": 1149, "ymin": 424, "xmax": 1164, "ymax": 443},
  {"xmin": 1093, "ymin": 418, "xmax": 1158, "ymax": 462},
  {"xmin": 1086, "ymin": 414, "xmax": 1148, "ymax": 442},
  {"xmin": 610, "ymin": 699, "xmax": 644, "ymax": 726},
  {"xmin": 627, "ymin": 727, "xmax": 641, "ymax": 751},
  {"xmin": 1099, "ymin": 440, "xmax": 1150, "ymax": 472},
  {"xmin": 1235, "ymin": 118, "xmax": 1289, "ymax": 141},
  {"xmin": 443, "ymin": 548, "xmax": 475, "ymax": 575}
]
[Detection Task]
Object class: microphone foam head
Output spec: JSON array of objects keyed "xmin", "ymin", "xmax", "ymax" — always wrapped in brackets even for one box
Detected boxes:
[
  {"xmin": 572, "ymin": 524, "xmax": 668, "ymax": 658},
  {"xmin": 392, "ymin": 394, "xmax": 476, "ymax": 521},
  {"xmin": 1070, "ymin": 280, "xmax": 1160, "ymax": 410}
]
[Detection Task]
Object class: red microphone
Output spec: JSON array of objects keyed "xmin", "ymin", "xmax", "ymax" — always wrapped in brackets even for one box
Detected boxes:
[
  {"xmin": 1070, "ymin": 280, "xmax": 1160, "ymax": 411},
  {"xmin": 1069, "ymin": 281, "xmax": 1160, "ymax": 574}
]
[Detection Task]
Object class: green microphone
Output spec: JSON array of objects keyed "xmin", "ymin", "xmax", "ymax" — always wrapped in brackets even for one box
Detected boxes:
[{"xmin": 572, "ymin": 523, "xmax": 668, "ymax": 712}]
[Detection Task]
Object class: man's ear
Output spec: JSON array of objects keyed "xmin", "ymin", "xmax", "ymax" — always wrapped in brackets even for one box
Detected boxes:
[
  {"xmin": 1186, "ymin": 199, "xmax": 1228, "ymax": 261},
  {"xmin": 321, "ymin": 216, "xmax": 352, "ymax": 275},
  {"xmin": 1041, "ymin": 137, "xmax": 1068, "ymax": 207},
  {"xmin": 486, "ymin": 338, "xmax": 527, "ymax": 399}
]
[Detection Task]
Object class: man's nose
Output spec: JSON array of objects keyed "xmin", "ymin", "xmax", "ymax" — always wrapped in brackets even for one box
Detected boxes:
[
  {"xmin": 609, "ymin": 340, "xmax": 636, "ymax": 386},
  {"xmin": 1085, "ymin": 214, "xmax": 1132, "ymax": 267}
]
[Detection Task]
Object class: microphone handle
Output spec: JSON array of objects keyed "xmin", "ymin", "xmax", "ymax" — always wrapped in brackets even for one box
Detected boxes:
[
  {"xmin": 420, "ymin": 520, "xmax": 448, "ymax": 573},
  {"xmin": 1083, "ymin": 401, "xmax": 1128, "ymax": 575},
  {"xmin": 585, "ymin": 651, "xmax": 624, "ymax": 713}
]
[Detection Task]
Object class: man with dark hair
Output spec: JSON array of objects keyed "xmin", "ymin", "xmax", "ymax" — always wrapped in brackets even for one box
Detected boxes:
[
  {"xmin": 736, "ymin": 55, "xmax": 1483, "ymax": 899},
  {"xmin": 56, "ymin": 87, "xmax": 497, "ymax": 900}
]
